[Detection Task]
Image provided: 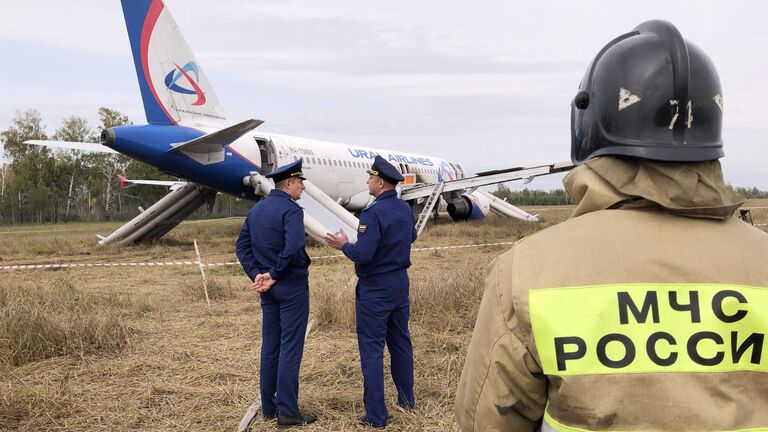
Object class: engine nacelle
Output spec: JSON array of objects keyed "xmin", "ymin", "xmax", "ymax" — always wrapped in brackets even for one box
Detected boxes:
[{"xmin": 446, "ymin": 192, "xmax": 491, "ymax": 221}]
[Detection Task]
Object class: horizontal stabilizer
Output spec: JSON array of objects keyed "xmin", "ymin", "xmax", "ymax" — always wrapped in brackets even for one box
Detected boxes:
[
  {"xmin": 24, "ymin": 140, "xmax": 119, "ymax": 154},
  {"xmin": 168, "ymin": 118, "xmax": 264, "ymax": 154}
]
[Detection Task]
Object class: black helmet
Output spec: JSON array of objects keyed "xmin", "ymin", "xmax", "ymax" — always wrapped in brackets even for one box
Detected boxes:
[{"xmin": 571, "ymin": 20, "xmax": 724, "ymax": 164}]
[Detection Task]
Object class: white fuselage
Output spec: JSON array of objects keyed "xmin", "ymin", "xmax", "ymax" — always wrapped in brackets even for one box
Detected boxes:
[{"xmin": 228, "ymin": 131, "xmax": 466, "ymax": 210}]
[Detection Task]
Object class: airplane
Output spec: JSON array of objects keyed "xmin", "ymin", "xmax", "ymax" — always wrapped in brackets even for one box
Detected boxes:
[{"xmin": 26, "ymin": 0, "xmax": 573, "ymax": 246}]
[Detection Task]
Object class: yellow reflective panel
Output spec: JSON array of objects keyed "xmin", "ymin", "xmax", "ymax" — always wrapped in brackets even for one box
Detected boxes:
[
  {"xmin": 543, "ymin": 409, "xmax": 768, "ymax": 432},
  {"xmin": 529, "ymin": 284, "xmax": 768, "ymax": 375}
]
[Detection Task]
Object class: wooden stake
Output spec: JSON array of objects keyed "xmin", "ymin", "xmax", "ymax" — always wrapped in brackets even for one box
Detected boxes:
[
  {"xmin": 194, "ymin": 239, "xmax": 211, "ymax": 307},
  {"xmin": 304, "ymin": 317, "xmax": 316, "ymax": 340},
  {"xmin": 236, "ymin": 400, "xmax": 262, "ymax": 432}
]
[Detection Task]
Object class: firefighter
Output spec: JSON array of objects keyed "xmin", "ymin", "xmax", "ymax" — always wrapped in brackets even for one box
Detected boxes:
[{"xmin": 455, "ymin": 20, "xmax": 768, "ymax": 432}]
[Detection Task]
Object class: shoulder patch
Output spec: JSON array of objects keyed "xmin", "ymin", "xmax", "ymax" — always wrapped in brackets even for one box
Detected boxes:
[{"xmin": 358, "ymin": 224, "xmax": 368, "ymax": 234}]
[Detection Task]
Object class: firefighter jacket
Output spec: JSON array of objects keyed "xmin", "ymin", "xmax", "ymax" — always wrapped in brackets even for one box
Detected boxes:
[{"xmin": 455, "ymin": 156, "xmax": 768, "ymax": 432}]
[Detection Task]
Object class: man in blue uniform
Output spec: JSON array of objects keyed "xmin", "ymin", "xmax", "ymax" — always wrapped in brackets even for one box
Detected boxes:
[
  {"xmin": 236, "ymin": 158, "xmax": 316, "ymax": 428},
  {"xmin": 325, "ymin": 155, "xmax": 417, "ymax": 428}
]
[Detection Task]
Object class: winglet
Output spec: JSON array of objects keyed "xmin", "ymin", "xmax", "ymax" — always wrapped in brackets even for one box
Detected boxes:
[{"xmin": 118, "ymin": 174, "xmax": 129, "ymax": 189}]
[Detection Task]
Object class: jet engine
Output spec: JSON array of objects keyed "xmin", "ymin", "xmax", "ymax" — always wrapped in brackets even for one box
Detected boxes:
[{"xmin": 446, "ymin": 192, "xmax": 491, "ymax": 221}]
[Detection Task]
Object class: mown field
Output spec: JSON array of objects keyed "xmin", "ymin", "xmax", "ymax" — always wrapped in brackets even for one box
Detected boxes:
[{"xmin": 0, "ymin": 202, "xmax": 765, "ymax": 432}]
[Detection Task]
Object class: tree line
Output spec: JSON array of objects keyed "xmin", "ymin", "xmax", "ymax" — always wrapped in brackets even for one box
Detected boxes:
[
  {"xmin": 0, "ymin": 108, "xmax": 252, "ymax": 225},
  {"xmin": 492, "ymin": 182, "xmax": 768, "ymax": 206},
  {"xmin": 2, "ymin": 108, "xmax": 766, "ymax": 225},
  {"xmin": 492, "ymin": 184, "xmax": 572, "ymax": 205}
]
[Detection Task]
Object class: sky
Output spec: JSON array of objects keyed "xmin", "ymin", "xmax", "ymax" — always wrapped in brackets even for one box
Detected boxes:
[{"xmin": 1, "ymin": 0, "xmax": 766, "ymax": 190}]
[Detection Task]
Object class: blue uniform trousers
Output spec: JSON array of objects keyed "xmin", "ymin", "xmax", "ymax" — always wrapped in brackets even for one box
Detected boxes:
[
  {"xmin": 356, "ymin": 277, "xmax": 415, "ymax": 427},
  {"xmin": 259, "ymin": 282, "xmax": 309, "ymax": 418}
]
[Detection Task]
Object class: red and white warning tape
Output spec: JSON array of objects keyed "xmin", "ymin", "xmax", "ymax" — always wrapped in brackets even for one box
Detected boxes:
[{"xmin": 0, "ymin": 241, "xmax": 517, "ymax": 271}]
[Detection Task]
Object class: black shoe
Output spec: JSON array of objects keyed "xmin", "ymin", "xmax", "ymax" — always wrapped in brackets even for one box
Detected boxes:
[
  {"xmin": 357, "ymin": 415, "xmax": 386, "ymax": 429},
  {"xmin": 276, "ymin": 413, "xmax": 316, "ymax": 428},
  {"xmin": 263, "ymin": 411, "xmax": 277, "ymax": 420}
]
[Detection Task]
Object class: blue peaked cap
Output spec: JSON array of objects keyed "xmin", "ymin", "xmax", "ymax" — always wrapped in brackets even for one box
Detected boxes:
[
  {"xmin": 266, "ymin": 158, "xmax": 305, "ymax": 183},
  {"xmin": 367, "ymin": 154, "xmax": 404, "ymax": 185}
]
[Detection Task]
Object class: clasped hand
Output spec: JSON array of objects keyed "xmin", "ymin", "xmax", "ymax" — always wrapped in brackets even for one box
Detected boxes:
[{"xmin": 251, "ymin": 272, "xmax": 275, "ymax": 293}]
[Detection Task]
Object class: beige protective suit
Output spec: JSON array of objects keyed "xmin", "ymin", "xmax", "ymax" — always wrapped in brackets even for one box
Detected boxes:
[{"xmin": 455, "ymin": 157, "xmax": 768, "ymax": 432}]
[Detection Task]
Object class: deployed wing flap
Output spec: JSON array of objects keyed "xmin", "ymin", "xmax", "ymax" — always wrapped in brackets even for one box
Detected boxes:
[
  {"xmin": 400, "ymin": 161, "xmax": 575, "ymax": 201},
  {"xmin": 23, "ymin": 140, "xmax": 119, "ymax": 154}
]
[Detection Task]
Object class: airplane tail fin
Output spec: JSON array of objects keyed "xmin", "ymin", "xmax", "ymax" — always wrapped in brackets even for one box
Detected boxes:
[{"xmin": 120, "ymin": 0, "xmax": 229, "ymax": 127}]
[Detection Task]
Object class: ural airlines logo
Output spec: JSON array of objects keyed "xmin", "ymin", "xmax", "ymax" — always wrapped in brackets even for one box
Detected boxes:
[
  {"xmin": 438, "ymin": 161, "xmax": 455, "ymax": 182},
  {"xmin": 164, "ymin": 61, "xmax": 206, "ymax": 106}
]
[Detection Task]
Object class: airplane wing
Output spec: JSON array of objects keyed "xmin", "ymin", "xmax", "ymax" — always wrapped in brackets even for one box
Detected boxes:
[
  {"xmin": 400, "ymin": 161, "xmax": 575, "ymax": 201},
  {"xmin": 402, "ymin": 161, "xmax": 576, "ymax": 235},
  {"xmin": 23, "ymin": 140, "xmax": 119, "ymax": 154}
]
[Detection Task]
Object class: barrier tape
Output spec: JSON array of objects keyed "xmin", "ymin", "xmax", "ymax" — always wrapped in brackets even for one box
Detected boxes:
[{"xmin": 0, "ymin": 241, "xmax": 516, "ymax": 271}]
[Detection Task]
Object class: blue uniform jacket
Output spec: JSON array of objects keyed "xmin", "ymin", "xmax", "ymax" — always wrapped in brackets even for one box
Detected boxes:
[
  {"xmin": 236, "ymin": 189, "xmax": 310, "ymax": 285},
  {"xmin": 342, "ymin": 189, "xmax": 416, "ymax": 283}
]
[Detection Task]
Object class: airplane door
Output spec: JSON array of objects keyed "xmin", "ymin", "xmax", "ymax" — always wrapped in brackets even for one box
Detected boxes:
[
  {"xmin": 450, "ymin": 162, "xmax": 466, "ymax": 179},
  {"xmin": 255, "ymin": 137, "xmax": 277, "ymax": 175}
]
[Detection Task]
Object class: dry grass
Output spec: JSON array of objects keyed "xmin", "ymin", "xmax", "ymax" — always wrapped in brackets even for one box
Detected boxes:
[
  {"xmin": 0, "ymin": 274, "xmax": 135, "ymax": 367},
  {"xmin": 743, "ymin": 198, "xmax": 768, "ymax": 226},
  {"xmin": 1, "ymin": 205, "xmax": 763, "ymax": 431}
]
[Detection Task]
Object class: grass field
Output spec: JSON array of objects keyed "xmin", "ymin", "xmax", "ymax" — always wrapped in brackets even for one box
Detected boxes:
[{"xmin": 1, "ymin": 202, "xmax": 765, "ymax": 431}]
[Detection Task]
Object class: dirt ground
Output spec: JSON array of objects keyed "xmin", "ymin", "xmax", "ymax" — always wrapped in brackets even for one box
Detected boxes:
[{"xmin": 1, "ymin": 202, "xmax": 765, "ymax": 431}]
